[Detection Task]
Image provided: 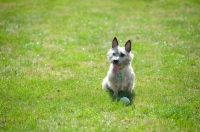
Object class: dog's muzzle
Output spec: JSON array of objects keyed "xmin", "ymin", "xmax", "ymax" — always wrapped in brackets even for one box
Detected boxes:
[{"xmin": 113, "ymin": 60, "xmax": 119, "ymax": 64}]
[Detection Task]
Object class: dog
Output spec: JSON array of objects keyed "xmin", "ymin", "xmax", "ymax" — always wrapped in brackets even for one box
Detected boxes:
[{"xmin": 102, "ymin": 37, "xmax": 135, "ymax": 96}]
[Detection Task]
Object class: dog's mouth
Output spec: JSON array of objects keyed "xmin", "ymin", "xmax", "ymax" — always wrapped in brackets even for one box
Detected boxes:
[{"xmin": 113, "ymin": 63, "xmax": 119, "ymax": 73}]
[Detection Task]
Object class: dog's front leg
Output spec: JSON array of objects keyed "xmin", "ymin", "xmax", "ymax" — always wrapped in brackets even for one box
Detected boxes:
[{"xmin": 113, "ymin": 88, "xmax": 119, "ymax": 96}]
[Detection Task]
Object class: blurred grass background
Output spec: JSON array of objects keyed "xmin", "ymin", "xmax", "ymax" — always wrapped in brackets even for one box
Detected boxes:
[{"xmin": 0, "ymin": 0, "xmax": 199, "ymax": 131}]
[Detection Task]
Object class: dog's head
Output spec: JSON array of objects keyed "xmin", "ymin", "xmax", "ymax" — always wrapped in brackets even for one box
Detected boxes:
[{"xmin": 107, "ymin": 37, "xmax": 134, "ymax": 73}]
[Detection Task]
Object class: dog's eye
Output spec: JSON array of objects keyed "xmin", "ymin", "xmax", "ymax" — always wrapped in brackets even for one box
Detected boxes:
[
  {"xmin": 113, "ymin": 53, "xmax": 116, "ymax": 56},
  {"xmin": 120, "ymin": 53, "xmax": 125, "ymax": 57}
]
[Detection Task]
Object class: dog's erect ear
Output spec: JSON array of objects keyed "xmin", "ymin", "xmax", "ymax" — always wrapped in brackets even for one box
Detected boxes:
[
  {"xmin": 112, "ymin": 37, "xmax": 118, "ymax": 48},
  {"xmin": 125, "ymin": 40, "xmax": 131, "ymax": 52}
]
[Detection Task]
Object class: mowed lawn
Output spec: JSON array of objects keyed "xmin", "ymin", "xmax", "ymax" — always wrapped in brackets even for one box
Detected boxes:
[{"xmin": 0, "ymin": 0, "xmax": 199, "ymax": 131}]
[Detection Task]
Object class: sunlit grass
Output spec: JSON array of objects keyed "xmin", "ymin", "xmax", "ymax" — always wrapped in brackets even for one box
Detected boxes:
[{"xmin": 0, "ymin": 0, "xmax": 199, "ymax": 131}]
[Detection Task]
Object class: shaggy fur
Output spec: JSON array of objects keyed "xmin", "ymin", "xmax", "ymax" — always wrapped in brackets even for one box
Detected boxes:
[{"xmin": 102, "ymin": 37, "xmax": 135, "ymax": 96}]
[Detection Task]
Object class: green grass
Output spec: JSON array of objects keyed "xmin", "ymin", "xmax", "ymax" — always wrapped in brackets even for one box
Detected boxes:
[{"xmin": 0, "ymin": 0, "xmax": 199, "ymax": 131}]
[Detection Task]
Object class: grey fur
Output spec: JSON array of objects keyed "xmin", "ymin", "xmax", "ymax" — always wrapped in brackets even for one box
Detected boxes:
[{"xmin": 102, "ymin": 37, "xmax": 135, "ymax": 96}]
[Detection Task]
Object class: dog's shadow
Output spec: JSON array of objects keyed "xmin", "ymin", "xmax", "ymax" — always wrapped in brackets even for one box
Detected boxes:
[{"xmin": 108, "ymin": 89, "xmax": 135, "ymax": 105}]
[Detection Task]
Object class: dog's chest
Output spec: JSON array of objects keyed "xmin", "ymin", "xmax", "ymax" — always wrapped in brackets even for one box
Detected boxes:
[
  {"xmin": 109, "ymin": 67, "xmax": 134, "ymax": 88},
  {"xmin": 112, "ymin": 71, "xmax": 131, "ymax": 82}
]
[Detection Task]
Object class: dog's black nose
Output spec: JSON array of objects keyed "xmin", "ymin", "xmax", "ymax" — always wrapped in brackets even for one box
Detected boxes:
[{"xmin": 113, "ymin": 60, "xmax": 119, "ymax": 64}]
